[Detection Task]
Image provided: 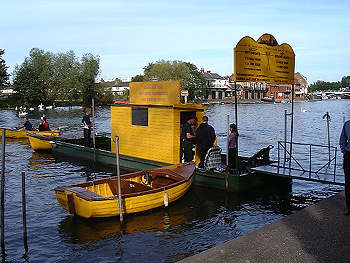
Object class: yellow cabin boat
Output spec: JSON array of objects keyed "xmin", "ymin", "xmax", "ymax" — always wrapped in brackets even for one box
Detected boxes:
[
  {"xmin": 54, "ymin": 162, "xmax": 195, "ymax": 218},
  {"xmin": 27, "ymin": 133, "xmax": 75, "ymax": 151},
  {"xmin": 0, "ymin": 128, "xmax": 61, "ymax": 139}
]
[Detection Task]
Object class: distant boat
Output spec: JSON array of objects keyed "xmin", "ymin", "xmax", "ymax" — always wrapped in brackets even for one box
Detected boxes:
[
  {"xmin": 18, "ymin": 111, "xmax": 28, "ymax": 117},
  {"xmin": 46, "ymin": 105, "xmax": 53, "ymax": 110},
  {"xmin": 38, "ymin": 104, "xmax": 44, "ymax": 111},
  {"xmin": 29, "ymin": 107, "xmax": 34, "ymax": 111},
  {"xmin": 0, "ymin": 128, "xmax": 61, "ymax": 139},
  {"xmin": 261, "ymin": 97, "xmax": 275, "ymax": 103}
]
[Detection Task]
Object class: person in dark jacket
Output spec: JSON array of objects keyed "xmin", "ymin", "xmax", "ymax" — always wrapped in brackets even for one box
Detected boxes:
[
  {"xmin": 17, "ymin": 117, "xmax": 33, "ymax": 131},
  {"xmin": 340, "ymin": 120, "xmax": 350, "ymax": 215},
  {"xmin": 195, "ymin": 116, "xmax": 216, "ymax": 168},
  {"xmin": 181, "ymin": 116, "xmax": 197, "ymax": 162},
  {"xmin": 82, "ymin": 108, "xmax": 92, "ymax": 146},
  {"xmin": 228, "ymin": 123, "xmax": 239, "ymax": 170}
]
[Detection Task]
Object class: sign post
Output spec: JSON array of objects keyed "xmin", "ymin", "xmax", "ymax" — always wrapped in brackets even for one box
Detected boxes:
[
  {"xmin": 181, "ymin": 90, "xmax": 189, "ymax": 104},
  {"xmin": 233, "ymin": 33, "xmax": 295, "ymax": 169}
]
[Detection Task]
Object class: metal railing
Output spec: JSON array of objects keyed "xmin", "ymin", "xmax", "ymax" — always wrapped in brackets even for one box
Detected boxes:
[{"xmin": 277, "ymin": 140, "xmax": 341, "ymax": 184}]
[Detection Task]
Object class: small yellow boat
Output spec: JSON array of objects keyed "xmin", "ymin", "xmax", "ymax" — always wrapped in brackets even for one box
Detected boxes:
[
  {"xmin": 27, "ymin": 133, "xmax": 75, "ymax": 151},
  {"xmin": 54, "ymin": 162, "xmax": 195, "ymax": 218},
  {"xmin": 0, "ymin": 127, "xmax": 61, "ymax": 139}
]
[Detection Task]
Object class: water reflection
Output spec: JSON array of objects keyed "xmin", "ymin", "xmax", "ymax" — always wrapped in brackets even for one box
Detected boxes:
[{"xmin": 58, "ymin": 203, "xmax": 192, "ymax": 244}]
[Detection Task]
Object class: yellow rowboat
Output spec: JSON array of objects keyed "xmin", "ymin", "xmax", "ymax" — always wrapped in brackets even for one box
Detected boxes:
[
  {"xmin": 0, "ymin": 127, "xmax": 61, "ymax": 139},
  {"xmin": 27, "ymin": 133, "xmax": 75, "ymax": 151},
  {"xmin": 54, "ymin": 162, "xmax": 196, "ymax": 218}
]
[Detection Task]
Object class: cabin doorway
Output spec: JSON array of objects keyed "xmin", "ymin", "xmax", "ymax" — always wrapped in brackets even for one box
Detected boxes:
[{"xmin": 180, "ymin": 111, "xmax": 198, "ymax": 162}]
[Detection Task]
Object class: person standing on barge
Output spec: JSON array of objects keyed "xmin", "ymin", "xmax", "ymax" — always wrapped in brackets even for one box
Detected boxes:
[
  {"xmin": 195, "ymin": 116, "xmax": 216, "ymax": 168},
  {"xmin": 82, "ymin": 108, "xmax": 92, "ymax": 146},
  {"xmin": 340, "ymin": 120, "xmax": 350, "ymax": 215},
  {"xmin": 228, "ymin": 123, "xmax": 239, "ymax": 170},
  {"xmin": 181, "ymin": 116, "xmax": 197, "ymax": 162}
]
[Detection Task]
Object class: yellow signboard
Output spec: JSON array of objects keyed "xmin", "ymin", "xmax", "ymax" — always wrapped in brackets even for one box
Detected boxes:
[
  {"xmin": 129, "ymin": 80, "xmax": 180, "ymax": 105},
  {"xmin": 234, "ymin": 34, "xmax": 295, "ymax": 84}
]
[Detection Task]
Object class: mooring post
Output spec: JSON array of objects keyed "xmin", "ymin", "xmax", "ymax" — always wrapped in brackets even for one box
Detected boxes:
[
  {"xmin": 1, "ymin": 128, "xmax": 5, "ymax": 255},
  {"xmin": 234, "ymin": 82, "xmax": 238, "ymax": 171},
  {"xmin": 326, "ymin": 112, "xmax": 331, "ymax": 163},
  {"xmin": 21, "ymin": 171, "xmax": 28, "ymax": 254},
  {"xmin": 226, "ymin": 115, "xmax": 229, "ymax": 167},
  {"xmin": 284, "ymin": 109, "xmax": 287, "ymax": 163},
  {"xmin": 115, "ymin": 136, "xmax": 123, "ymax": 222},
  {"xmin": 92, "ymin": 98, "xmax": 96, "ymax": 165},
  {"xmin": 288, "ymin": 84, "xmax": 295, "ymax": 169}
]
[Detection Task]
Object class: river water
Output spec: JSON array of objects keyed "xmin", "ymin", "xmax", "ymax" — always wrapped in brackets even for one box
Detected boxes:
[{"xmin": 0, "ymin": 99, "xmax": 348, "ymax": 263}]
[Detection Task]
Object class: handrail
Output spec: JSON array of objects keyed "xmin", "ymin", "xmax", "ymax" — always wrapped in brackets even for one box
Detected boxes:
[{"xmin": 277, "ymin": 140, "xmax": 339, "ymax": 183}]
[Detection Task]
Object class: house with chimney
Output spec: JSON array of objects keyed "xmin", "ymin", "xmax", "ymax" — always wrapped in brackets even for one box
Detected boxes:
[{"xmin": 201, "ymin": 69, "xmax": 232, "ymax": 101}]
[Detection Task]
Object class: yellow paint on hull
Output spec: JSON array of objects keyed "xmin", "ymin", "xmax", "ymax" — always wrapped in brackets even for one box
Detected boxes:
[
  {"xmin": 55, "ymin": 163, "xmax": 196, "ymax": 218},
  {"xmin": 0, "ymin": 128, "xmax": 60, "ymax": 139},
  {"xmin": 55, "ymin": 177, "xmax": 193, "ymax": 218},
  {"xmin": 27, "ymin": 135, "xmax": 52, "ymax": 150}
]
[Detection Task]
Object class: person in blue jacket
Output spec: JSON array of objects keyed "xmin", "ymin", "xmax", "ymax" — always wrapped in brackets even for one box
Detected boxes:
[
  {"xmin": 17, "ymin": 117, "xmax": 33, "ymax": 131},
  {"xmin": 82, "ymin": 108, "xmax": 92, "ymax": 146},
  {"xmin": 340, "ymin": 120, "xmax": 350, "ymax": 215}
]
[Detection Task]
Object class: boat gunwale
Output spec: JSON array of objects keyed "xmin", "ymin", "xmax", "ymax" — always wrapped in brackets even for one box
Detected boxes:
[{"xmin": 54, "ymin": 163, "xmax": 195, "ymax": 201}]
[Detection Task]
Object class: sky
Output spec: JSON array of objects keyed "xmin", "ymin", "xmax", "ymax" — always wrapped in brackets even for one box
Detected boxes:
[{"xmin": 1, "ymin": 0, "xmax": 350, "ymax": 84}]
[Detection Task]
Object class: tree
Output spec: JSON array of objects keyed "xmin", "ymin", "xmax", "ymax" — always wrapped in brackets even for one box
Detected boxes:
[
  {"xmin": 51, "ymin": 50, "xmax": 80, "ymax": 103},
  {"xmin": 131, "ymin": 74, "xmax": 145, "ymax": 82},
  {"xmin": 12, "ymin": 48, "xmax": 54, "ymax": 106},
  {"xmin": 140, "ymin": 60, "xmax": 207, "ymax": 101},
  {"xmin": 341, "ymin": 76, "xmax": 350, "ymax": 88},
  {"xmin": 309, "ymin": 80, "xmax": 341, "ymax": 92},
  {"xmin": 79, "ymin": 53, "xmax": 100, "ymax": 106},
  {"xmin": 0, "ymin": 49, "xmax": 10, "ymax": 88}
]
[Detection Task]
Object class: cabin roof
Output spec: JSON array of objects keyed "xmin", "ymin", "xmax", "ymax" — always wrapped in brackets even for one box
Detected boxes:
[{"xmin": 111, "ymin": 103, "xmax": 207, "ymax": 111}]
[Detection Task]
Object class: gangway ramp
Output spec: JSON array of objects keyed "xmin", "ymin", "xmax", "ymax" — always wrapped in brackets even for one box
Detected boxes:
[{"xmin": 251, "ymin": 164, "xmax": 344, "ymax": 186}]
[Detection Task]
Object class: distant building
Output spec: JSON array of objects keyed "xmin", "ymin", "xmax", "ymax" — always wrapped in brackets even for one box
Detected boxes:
[
  {"xmin": 1, "ymin": 87, "xmax": 16, "ymax": 96},
  {"xmin": 201, "ymin": 69, "xmax": 231, "ymax": 100},
  {"xmin": 265, "ymin": 72, "xmax": 308, "ymax": 101},
  {"xmin": 100, "ymin": 79, "xmax": 129, "ymax": 95},
  {"xmin": 294, "ymin": 72, "xmax": 308, "ymax": 100},
  {"xmin": 236, "ymin": 81, "xmax": 268, "ymax": 100}
]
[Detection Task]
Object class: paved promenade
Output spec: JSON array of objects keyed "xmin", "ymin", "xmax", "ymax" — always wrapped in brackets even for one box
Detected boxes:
[{"xmin": 181, "ymin": 191, "xmax": 350, "ymax": 263}]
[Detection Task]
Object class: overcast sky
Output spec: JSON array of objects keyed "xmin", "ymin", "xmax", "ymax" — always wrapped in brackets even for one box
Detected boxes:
[{"xmin": 1, "ymin": 0, "xmax": 349, "ymax": 83}]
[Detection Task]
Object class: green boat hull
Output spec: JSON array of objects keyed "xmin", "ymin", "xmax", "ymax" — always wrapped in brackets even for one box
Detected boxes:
[
  {"xmin": 51, "ymin": 139, "xmax": 291, "ymax": 193},
  {"xmin": 51, "ymin": 140, "xmax": 169, "ymax": 171}
]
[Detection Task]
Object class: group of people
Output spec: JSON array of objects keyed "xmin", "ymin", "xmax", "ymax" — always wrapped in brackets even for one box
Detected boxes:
[
  {"xmin": 18, "ymin": 116, "xmax": 50, "ymax": 131},
  {"xmin": 181, "ymin": 115, "xmax": 239, "ymax": 169}
]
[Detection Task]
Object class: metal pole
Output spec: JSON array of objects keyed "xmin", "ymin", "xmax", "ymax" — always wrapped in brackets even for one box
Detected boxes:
[
  {"xmin": 115, "ymin": 136, "xmax": 123, "ymax": 222},
  {"xmin": 284, "ymin": 109, "xmax": 287, "ymax": 163},
  {"xmin": 234, "ymin": 82, "xmax": 239, "ymax": 171},
  {"xmin": 289, "ymin": 84, "xmax": 295, "ymax": 169},
  {"xmin": 326, "ymin": 112, "xmax": 331, "ymax": 163},
  {"xmin": 21, "ymin": 171, "xmax": 28, "ymax": 254},
  {"xmin": 1, "ymin": 129, "xmax": 5, "ymax": 255},
  {"xmin": 226, "ymin": 115, "xmax": 229, "ymax": 166},
  {"xmin": 92, "ymin": 98, "xmax": 96, "ymax": 149}
]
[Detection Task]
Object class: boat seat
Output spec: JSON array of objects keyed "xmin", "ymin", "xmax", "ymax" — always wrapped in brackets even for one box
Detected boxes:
[{"xmin": 67, "ymin": 187, "xmax": 103, "ymax": 200}]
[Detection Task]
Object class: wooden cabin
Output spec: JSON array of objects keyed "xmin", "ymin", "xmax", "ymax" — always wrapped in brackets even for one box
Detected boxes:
[{"xmin": 110, "ymin": 81, "xmax": 206, "ymax": 164}]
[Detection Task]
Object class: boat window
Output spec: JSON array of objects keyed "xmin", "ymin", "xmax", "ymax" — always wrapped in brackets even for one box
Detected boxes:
[{"xmin": 132, "ymin": 107, "xmax": 148, "ymax": 126}]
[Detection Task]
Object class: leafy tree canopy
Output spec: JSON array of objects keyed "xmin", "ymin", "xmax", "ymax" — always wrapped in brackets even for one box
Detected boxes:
[
  {"xmin": 12, "ymin": 48, "xmax": 101, "ymax": 107},
  {"xmin": 0, "ymin": 49, "xmax": 10, "ymax": 88},
  {"xmin": 341, "ymin": 76, "xmax": 350, "ymax": 88},
  {"xmin": 309, "ymin": 80, "xmax": 342, "ymax": 92},
  {"xmin": 132, "ymin": 60, "xmax": 206, "ymax": 101}
]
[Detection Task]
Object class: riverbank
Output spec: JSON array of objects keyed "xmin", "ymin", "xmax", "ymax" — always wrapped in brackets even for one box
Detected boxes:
[{"xmin": 180, "ymin": 191, "xmax": 349, "ymax": 263}]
